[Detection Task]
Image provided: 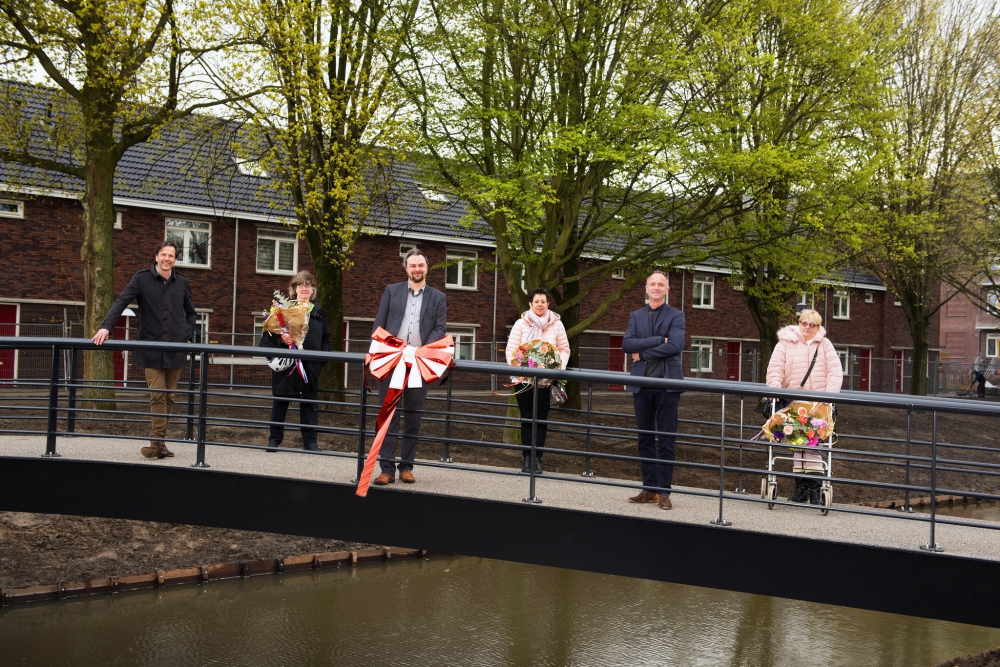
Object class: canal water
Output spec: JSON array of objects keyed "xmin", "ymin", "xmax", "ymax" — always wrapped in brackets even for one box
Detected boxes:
[{"xmin": 2, "ymin": 556, "xmax": 998, "ymax": 666}]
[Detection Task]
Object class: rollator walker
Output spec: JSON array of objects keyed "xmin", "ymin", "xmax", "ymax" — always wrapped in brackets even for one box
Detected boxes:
[{"xmin": 758, "ymin": 399, "xmax": 834, "ymax": 515}]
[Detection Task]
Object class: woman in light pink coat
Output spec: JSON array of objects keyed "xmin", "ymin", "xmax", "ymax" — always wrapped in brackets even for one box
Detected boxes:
[
  {"xmin": 766, "ymin": 309, "xmax": 843, "ymax": 504},
  {"xmin": 506, "ymin": 288, "xmax": 571, "ymax": 473}
]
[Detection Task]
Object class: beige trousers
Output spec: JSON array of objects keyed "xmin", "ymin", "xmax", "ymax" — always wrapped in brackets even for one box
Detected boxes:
[{"xmin": 145, "ymin": 367, "xmax": 183, "ymax": 444}]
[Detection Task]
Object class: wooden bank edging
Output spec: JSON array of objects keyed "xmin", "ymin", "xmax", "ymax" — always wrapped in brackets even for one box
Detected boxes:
[
  {"xmin": 859, "ymin": 494, "xmax": 987, "ymax": 510},
  {"xmin": 0, "ymin": 547, "xmax": 434, "ymax": 607}
]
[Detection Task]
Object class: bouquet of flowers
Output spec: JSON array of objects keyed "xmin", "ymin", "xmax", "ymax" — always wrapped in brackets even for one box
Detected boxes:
[
  {"xmin": 509, "ymin": 339, "xmax": 563, "ymax": 390},
  {"xmin": 761, "ymin": 401, "xmax": 835, "ymax": 448},
  {"xmin": 261, "ymin": 291, "xmax": 310, "ymax": 380}
]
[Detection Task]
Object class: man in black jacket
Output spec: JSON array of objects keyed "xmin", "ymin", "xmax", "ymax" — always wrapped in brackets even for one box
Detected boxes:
[
  {"xmin": 93, "ymin": 240, "xmax": 197, "ymax": 459},
  {"xmin": 370, "ymin": 248, "xmax": 447, "ymax": 485}
]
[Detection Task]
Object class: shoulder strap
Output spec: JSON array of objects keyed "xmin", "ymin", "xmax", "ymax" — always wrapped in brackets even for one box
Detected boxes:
[{"xmin": 799, "ymin": 347, "xmax": 819, "ymax": 387}]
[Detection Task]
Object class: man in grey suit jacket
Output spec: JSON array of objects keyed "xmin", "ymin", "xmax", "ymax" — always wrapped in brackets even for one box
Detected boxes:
[
  {"xmin": 371, "ymin": 248, "xmax": 448, "ymax": 485},
  {"xmin": 622, "ymin": 270, "xmax": 685, "ymax": 509}
]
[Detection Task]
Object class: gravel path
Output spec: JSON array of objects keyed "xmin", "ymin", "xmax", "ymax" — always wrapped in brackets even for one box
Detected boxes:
[{"xmin": 2, "ymin": 434, "xmax": 998, "ymax": 562}]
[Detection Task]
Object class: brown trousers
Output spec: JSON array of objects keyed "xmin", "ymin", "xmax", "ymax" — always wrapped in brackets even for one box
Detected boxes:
[{"xmin": 144, "ymin": 367, "xmax": 183, "ymax": 444}]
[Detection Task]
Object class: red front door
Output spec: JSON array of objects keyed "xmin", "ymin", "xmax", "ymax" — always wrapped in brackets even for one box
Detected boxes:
[
  {"xmin": 609, "ymin": 335, "xmax": 625, "ymax": 391},
  {"xmin": 893, "ymin": 350, "xmax": 904, "ymax": 393},
  {"xmin": 858, "ymin": 348, "xmax": 871, "ymax": 391},
  {"xmin": 726, "ymin": 341, "xmax": 741, "ymax": 381},
  {"xmin": 0, "ymin": 304, "xmax": 16, "ymax": 382}
]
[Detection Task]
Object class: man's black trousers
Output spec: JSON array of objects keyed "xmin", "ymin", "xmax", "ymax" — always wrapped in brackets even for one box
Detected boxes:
[{"xmin": 633, "ymin": 387, "xmax": 680, "ymax": 493}]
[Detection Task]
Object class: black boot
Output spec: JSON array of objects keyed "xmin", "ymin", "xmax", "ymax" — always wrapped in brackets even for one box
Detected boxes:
[
  {"xmin": 808, "ymin": 478, "xmax": 822, "ymax": 505},
  {"xmin": 534, "ymin": 457, "xmax": 543, "ymax": 474},
  {"xmin": 788, "ymin": 478, "xmax": 808, "ymax": 503},
  {"xmin": 521, "ymin": 457, "xmax": 531, "ymax": 473}
]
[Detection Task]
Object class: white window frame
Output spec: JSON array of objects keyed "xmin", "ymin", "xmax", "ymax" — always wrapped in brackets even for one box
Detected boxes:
[
  {"xmin": 447, "ymin": 326, "xmax": 476, "ymax": 361},
  {"xmin": 731, "ymin": 277, "xmax": 744, "ymax": 291},
  {"xmin": 253, "ymin": 315, "xmax": 266, "ymax": 343},
  {"xmin": 234, "ymin": 157, "xmax": 269, "ymax": 178},
  {"xmin": 832, "ymin": 289, "xmax": 850, "ymax": 319},
  {"xmin": 192, "ymin": 312, "xmax": 210, "ymax": 345},
  {"xmin": 864, "ymin": 291, "xmax": 874, "ymax": 303},
  {"xmin": 796, "ymin": 291, "xmax": 814, "ymax": 309},
  {"xmin": 400, "ymin": 243, "xmax": 419, "ymax": 258},
  {"xmin": 165, "ymin": 218, "xmax": 211, "ymax": 268},
  {"xmin": 445, "ymin": 249, "xmax": 478, "ymax": 290},
  {"xmin": 611, "ymin": 268, "xmax": 625, "ymax": 280},
  {"xmin": 691, "ymin": 339, "xmax": 713, "ymax": 372},
  {"xmin": 114, "ymin": 211, "xmax": 123, "ymax": 230},
  {"xmin": 0, "ymin": 199, "xmax": 24, "ymax": 219},
  {"xmin": 894, "ymin": 297, "xmax": 902, "ymax": 306},
  {"xmin": 988, "ymin": 334, "xmax": 1000, "ymax": 358},
  {"xmin": 836, "ymin": 346, "xmax": 849, "ymax": 373},
  {"xmin": 421, "ymin": 188, "xmax": 449, "ymax": 202},
  {"xmin": 256, "ymin": 228, "xmax": 298, "ymax": 275},
  {"xmin": 691, "ymin": 275, "xmax": 715, "ymax": 309}
]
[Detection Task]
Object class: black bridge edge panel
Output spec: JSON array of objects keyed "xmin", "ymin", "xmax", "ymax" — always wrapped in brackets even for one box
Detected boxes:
[{"xmin": 1, "ymin": 456, "xmax": 997, "ymax": 629}]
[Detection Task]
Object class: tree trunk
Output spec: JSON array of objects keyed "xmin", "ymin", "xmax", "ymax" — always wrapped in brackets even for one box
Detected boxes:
[
  {"xmin": 80, "ymin": 150, "xmax": 118, "ymax": 408},
  {"xmin": 908, "ymin": 315, "xmax": 929, "ymax": 396},
  {"xmin": 305, "ymin": 228, "xmax": 346, "ymax": 399},
  {"xmin": 744, "ymin": 292, "xmax": 784, "ymax": 385}
]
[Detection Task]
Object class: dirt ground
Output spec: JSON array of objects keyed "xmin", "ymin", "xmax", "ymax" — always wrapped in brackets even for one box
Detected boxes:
[
  {"xmin": 2, "ymin": 387, "xmax": 999, "ymax": 590},
  {"xmin": 937, "ymin": 647, "xmax": 1000, "ymax": 667}
]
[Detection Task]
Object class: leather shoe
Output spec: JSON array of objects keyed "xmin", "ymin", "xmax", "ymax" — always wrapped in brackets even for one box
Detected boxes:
[
  {"xmin": 400, "ymin": 470, "xmax": 415, "ymax": 484},
  {"xmin": 157, "ymin": 443, "xmax": 174, "ymax": 458},
  {"xmin": 373, "ymin": 473, "xmax": 395, "ymax": 485},
  {"xmin": 658, "ymin": 494, "xmax": 673, "ymax": 510},
  {"xmin": 628, "ymin": 490, "xmax": 659, "ymax": 503},
  {"xmin": 140, "ymin": 446, "xmax": 160, "ymax": 459},
  {"xmin": 521, "ymin": 458, "xmax": 531, "ymax": 473}
]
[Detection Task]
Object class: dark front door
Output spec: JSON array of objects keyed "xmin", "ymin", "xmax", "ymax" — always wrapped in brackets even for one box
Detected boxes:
[
  {"xmin": 858, "ymin": 348, "xmax": 871, "ymax": 392},
  {"xmin": 893, "ymin": 350, "xmax": 904, "ymax": 393},
  {"xmin": 726, "ymin": 342, "xmax": 741, "ymax": 381},
  {"xmin": 609, "ymin": 335, "xmax": 625, "ymax": 391},
  {"xmin": 0, "ymin": 304, "xmax": 16, "ymax": 382}
]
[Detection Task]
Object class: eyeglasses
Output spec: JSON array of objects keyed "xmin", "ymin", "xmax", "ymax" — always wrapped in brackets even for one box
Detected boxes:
[{"xmin": 798, "ymin": 321, "xmax": 818, "ymax": 328}]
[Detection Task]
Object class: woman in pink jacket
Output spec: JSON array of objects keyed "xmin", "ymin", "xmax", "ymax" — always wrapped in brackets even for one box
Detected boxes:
[
  {"xmin": 766, "ymin": 309, "xmax": 843, "ymax": 504},
  {"xmin": 506, "ymin": 288, "xmax": 571, "ymax": 473}
]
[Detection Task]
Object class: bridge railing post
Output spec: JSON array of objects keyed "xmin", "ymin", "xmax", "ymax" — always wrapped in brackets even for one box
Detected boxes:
[
  {"xmin": 735, "ymin": 394, "xmax": 745, "ymax": 493},
  {"xmin": 440, "ymin": 374, "xmax": 454, "ymax": 463},
  {"xmin": 66, "ymin": 347, "xmax": 78, "ymax": 435},
  {"xmin": 523, "ymin": 381, "xmax": 541, "ymax": 504},
  {"xmin": 43, "ymin": 344, "xmax": 61, "ymax": 458},
  {"xmin": 900, "ymin": 406, "xmax": 914, "ymax": 514},
  {"xmin": 581, "ymin": 382, "xmax": 594, "ymax": 478},
  {"xmin": 192, "ymin": 351, "xmax": 210, "ymax": 468},
  {"xmin": 353, "ymin": 367, "xmax": 368, "ymax": 484},
  {"xmin": 711, "ymin": 392, "xmax": 730, "ymax": 526},
  {"xmin": 185, "ymin": 353, "xmax": 196, "ymax": 441},
  {"xmin": 920, "ymin": 411, "xmax": 943, "ymax": 552}
]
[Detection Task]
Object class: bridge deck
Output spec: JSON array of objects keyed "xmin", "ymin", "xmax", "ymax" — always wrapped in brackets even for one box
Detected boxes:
[{"xmin": 1, "ymin": 435, "xmax": 997, "ymax": 562}]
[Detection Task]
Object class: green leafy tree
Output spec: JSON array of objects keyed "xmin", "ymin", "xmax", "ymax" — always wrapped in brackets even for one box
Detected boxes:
[
  {"xmin": 855, "ymin": 0, "xmax": 1000, "ymax": 395},
  {"xmin": 219, "ymin": 0, "xmax": 419, "ymax": 392},
  {"xmin": 0, "ymin": 0, "xmax": 252, "ymax": 398}
]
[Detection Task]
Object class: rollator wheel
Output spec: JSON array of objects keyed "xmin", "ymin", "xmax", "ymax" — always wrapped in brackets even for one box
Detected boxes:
[
  {"xmin": 766, "ymin": 483, "xmax": 777, "ymax": 510},
  {"xmin": 820, "ymin": 488, "xmax": 832, "ymax": 516}
]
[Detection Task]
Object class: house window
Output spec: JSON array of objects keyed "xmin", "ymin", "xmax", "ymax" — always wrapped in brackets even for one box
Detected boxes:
[
  {"xmin": 446, "ymin": 249, "xmax": 477, "ymax": 289},
  {"xmin": 691, "ymin": 339, "xmax": 713, "ymax": 372},
  {"xmin": 192, "ymin": 312, "xmax": 209, "ymax": 345},
  {"xmin": 731, "ymin": 277, "xmax": 744, "ymax": 291},
  {"xmin": 257, "ymin": 228, "xmax": 298, "ymax": 274},
  {"xmin": 448, "ymin": 327, "xmax": 476, "ymax": 360},
  {"xmin": 165, "ymin": 218, "xmax": 211, "ymax": 267},
  {"xmin": 421, "ymin": 189, "xmax": 449, "ymax": 203},
  {"xmin": 692, "ymin": 275, "xmax": 714, "ymax": 308},
  {"xmin": 864, "ymin": 291, "xmax": 874, "ymax": 303},
  {"xmin": 611, "ymin": 268, "xmax": 625, "ymax": 280},
  {"xmin": 0, "ymin": 199, "xmax": 24, "ymax": 218},
  {"xmin": 253, "ymin": 315, "xmax": 266, "ymax": 342},
  {"xmin": 894, "ymin": 297, "xmax": 902, "ymax": 306},
  {"xmin": 114, "ymin": 211, "xmax": 123, "ymax": 230},
  {"xmin": 988, "ymin": 334, "xmax": 1000, "ymax": 358},
  {"xmin": 836, "ymin": 346, "xmax": 849, "ymax": 373},
  {"xmin": 796, "ymin": 292, "xmax": 814, "ymax": 309},
  {"xmin": 400, "ymin": 243, "xmax": 419, "ymax": 258},
  {"xmin": 234, "ymin": 157, "xmax": 269, "ymax": 178},
  {"xmin": 832, "ymin": 289, "xmax": 850, "ymax": 319}
]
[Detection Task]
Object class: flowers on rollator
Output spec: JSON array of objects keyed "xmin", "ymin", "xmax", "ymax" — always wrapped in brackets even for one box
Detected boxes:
[{"xmin": 762, "ymin": 401, "xmax": 835, "ymax": 448}]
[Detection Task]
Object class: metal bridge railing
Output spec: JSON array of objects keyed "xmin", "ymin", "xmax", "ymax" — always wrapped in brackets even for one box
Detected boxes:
[{"xmin": 1, "ymin": 336, "xmax": 999, "ymax": 554}]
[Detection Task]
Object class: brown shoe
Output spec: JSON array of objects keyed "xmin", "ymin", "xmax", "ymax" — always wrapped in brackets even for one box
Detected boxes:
[
  {"xmin": 658, "ymin": 494, "xmax": 673, "ymax": 510},
  {"xmin": 140, "ymin": 445, "xmax": 160, "ymax": 459},
  {"xmin": 400, "ymin": 470, "xmax": 415, "ymax": 484},
  {"xmin": 373, "ymin": 473, "xmax": 395, "ymax": 485},
  {"xmin": 628, "ymin": 490, "xmax": 659, "ymax": 503},
  {"xmin": 156, "ymin": 442, "xmax": 175, "ymax": 458}
]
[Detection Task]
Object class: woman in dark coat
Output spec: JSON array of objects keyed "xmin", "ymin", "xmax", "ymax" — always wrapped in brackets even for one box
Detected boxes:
[{"xmin": 259, "ymin": 271, "xmax": 331, "ymax": 451}]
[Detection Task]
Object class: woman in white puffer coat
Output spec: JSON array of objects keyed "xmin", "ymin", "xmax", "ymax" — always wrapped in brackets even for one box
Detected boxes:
[{"xmin": 766, "ymin": 309, "xmax": 843, "ymax": 504}]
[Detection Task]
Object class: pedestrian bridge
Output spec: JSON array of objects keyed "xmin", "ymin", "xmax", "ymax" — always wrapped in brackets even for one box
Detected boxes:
[{"xmin": 1, "ymin": 337, "xmax": 999, "ymax": 629}]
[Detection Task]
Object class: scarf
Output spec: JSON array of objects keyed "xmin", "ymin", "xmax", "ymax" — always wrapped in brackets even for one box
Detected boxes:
[{"xmin": 524, "ymin": 308, "xmax": 559, "ymax": 342}]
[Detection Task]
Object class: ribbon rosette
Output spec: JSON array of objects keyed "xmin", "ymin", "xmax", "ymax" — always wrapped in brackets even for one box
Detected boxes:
[{"xmin": 355, "ymin": 327, "xmax": 455, "ymax": 497}]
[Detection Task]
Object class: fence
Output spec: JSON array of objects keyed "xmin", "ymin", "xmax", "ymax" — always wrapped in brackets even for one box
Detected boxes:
[{"xmin": 2, "ymin": 335, "xmax": 1000, "ymax": 555}]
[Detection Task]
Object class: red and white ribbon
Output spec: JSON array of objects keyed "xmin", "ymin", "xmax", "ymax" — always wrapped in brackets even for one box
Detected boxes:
[{"xmin": 355, "ymin": 327, "xmax": 455, "ymax": 497}]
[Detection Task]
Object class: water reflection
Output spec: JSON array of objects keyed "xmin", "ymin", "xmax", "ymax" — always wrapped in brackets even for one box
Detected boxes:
[
  {"xmin": 2, "ymin": 556, "xmax": 998, "ymax": 666},
  {"xmin": 916, "ymin": 500, "xmax": 1000, "ymax": 522}
]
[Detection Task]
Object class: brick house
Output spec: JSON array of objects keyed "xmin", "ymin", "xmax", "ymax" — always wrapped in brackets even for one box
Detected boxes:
[{"xmin": 0, "ymin": 112, "xmax": 928, "ymax": 391}]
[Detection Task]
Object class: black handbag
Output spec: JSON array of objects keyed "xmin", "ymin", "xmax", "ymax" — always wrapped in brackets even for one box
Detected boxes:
[{"xmin": 760, "ymin": 347, "xmax": 819, "ymax": 418}]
